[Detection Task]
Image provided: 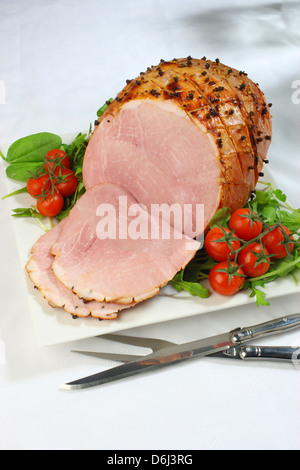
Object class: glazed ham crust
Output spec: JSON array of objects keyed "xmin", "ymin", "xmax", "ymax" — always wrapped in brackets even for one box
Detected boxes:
[{"xmin": 87, "ymin": 57, "xmax": 272, "ymax": 215}]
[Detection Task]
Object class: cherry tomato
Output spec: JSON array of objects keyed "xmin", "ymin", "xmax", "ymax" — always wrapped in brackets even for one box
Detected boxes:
[
  {"xmin": 27, "ymin": 174, "xmax": 50, "ymax": 198},
  {"xmin": 204, "ymin": 227, "xmax": 240, "ymax": 262},
  {"xmin": 44, "ymin": 149, "xmax": 71, "ymax": 172},
  {"xmin": 54, "ymin": 168, "xmax": 78, "ymax": 197},
  {"xmin": 237, "ymin": 242, "xmax": 270, "ymax": 277},
  {"xmin": 229, "ymin": 208, "xmax": 263, "ymax": 241},
  {"xmin": 209, "ymin": 261, "xmax": 245, "ymax": 296},
  {"xmin": 262, "ymin": 225, "xmax": 294, "ymax": 259},
  {"xmin": 36, "ymin": 190, "xmax": 64, "ymax": 217}
]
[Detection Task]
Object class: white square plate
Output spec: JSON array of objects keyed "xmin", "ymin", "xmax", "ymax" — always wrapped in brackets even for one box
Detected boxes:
[{"xmin": 1, "ymin": 133, "xmax": 300, "ymax": 346}]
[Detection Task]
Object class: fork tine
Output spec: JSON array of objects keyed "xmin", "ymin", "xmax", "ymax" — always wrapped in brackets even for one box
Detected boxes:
[
  {"xmin": 97, "ymin": 333, "xmax": 177, "ymax": 351},
  {"xmin": 71, "ymin": 350, "xmax": 138, "ymax": 362}
]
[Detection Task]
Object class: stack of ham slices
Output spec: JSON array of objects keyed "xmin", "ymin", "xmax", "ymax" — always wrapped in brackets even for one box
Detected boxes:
[{"xmin": 26, "ymin": 57, "xmax": 272, "ymax": 319}]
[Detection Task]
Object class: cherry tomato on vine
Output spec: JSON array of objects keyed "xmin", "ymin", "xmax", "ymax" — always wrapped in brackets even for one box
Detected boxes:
[
  {"xmin": 262, "ymin": 225, "xmax": 294, "ymax": 259},
  {"xmin": 209, "ymin": 261, "xmax": 245, "ymax": 296},
  {"xmin": 44, "ymin": 149, "xmax": 71, "ymax": 172},
  {"xmin": 237, "ymin": 242, "xmax": 270, "ymax": 277},
  {"xmin": 27, "ymin": 174, "xmax": 50, "ymax": 198},
  {"xmin": 229, "ymin": 208, "xmax": 263, "ymax": 241},
  {"xmin": 54, "ymin": 168, "xmax": 78, "ymax": 197},
  {"xmin": 36, "ymin": 189, "xmax": 64, "ymax": 217},
  {"xmin": 204, "ymin": 227, "xmax": 240, "ymax": 262}
]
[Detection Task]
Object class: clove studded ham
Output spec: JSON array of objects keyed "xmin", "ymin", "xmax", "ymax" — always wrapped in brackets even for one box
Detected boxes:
[
  {"xmin": 27, "ymin": 57, "xmax": 272, "ymax": 319},
  {"xmin": 83, "ymin": 57, "xmax": 272, "ymax": 236}
]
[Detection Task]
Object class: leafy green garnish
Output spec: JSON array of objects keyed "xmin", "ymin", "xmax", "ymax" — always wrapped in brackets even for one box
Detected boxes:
[
  {"xmin": 209, "ymin": 207, "xmax": 231, "ymax": 229},
  {"xmin": 170, "ymin": 270, "xmax": 210, "ymax": 298},
  {"xmin": 11, "ymin": 207, "xmax": 51, "ymax": 231},
  {"xmin": 5, "ymin": 161, "xmax": 46, "ymax": 182},
  {"xmin": 6, "ymin": 132, "xmax": 62, "ymax": 164},
  {"xmin": 2, "ymin": 187, "xmax": 28, "ymax": 200},
  {"xmin": 4, "ymin": 132, "xmax": 62, "ymax": 182},
  {"xmin": 2, "ymin": 129, "xmax": 91, "ymax": 225},
  {"xmin": 250, "ymin": 182, "xmax": 298, "ymax": 230},
  {"xmin": 248, "ymin": 282, "xmax": 270, "ymax": 307},
  {"xmin": 97, "ymin": 98, "xmax": 113, "ymax": 117},
  {"xmin": 11, "ymin": 207, "xmax": 44, "ymax": 218}
]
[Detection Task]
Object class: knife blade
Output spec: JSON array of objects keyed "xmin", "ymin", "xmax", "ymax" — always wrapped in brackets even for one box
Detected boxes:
[
  {"xmin": 61, "ymin": 313, "xmax": 300, "ymax": 390},
  {"xmin": 61, "ymin": 331, "xmax": 234, "ymax": 390}
]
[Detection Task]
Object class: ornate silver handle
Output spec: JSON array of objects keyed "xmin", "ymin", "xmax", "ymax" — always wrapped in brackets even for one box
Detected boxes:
[
  {"xmin": 239, "ymin": 346, "xmax": 300, "ymax": 362},
  {"xmin": 231, "ymin": 314, "xmax": 300, "ymax": 344}
]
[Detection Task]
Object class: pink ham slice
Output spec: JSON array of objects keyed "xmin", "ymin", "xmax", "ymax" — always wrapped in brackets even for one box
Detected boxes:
[
  {"xmin": 51, "ymin": 183, "xmax": 200, "ymax": 304},
  {"xmin": 26, "ymin": 219, "xmax": 134, "ymax": 319}
]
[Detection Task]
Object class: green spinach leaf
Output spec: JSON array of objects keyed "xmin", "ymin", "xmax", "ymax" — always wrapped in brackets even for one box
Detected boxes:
[
  {"xmin": 6, "ymin": 132, "xmax": 62, "ymax": 163},
  {"xmin": 6, "ymin": 161, "xmax": 44, "ymax": 182}
]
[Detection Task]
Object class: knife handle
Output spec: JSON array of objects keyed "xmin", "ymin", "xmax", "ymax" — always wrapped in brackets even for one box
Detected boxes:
[
  {"xmin": 231, "ymin": 313, "xmax": 300, "ymax": 344},
  {"xmin": 239, "ymin": 345, "xmax": 300, "ymax": 362}
]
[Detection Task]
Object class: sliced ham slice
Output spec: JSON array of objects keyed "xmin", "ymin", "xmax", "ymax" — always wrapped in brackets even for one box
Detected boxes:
[
  {"xmin": 51, "ymin": 183, "xmax": 200, "ymax": 304},
  {"xmin": 26, "ymin": 219, "xmax": 134, "ymax": 319}
]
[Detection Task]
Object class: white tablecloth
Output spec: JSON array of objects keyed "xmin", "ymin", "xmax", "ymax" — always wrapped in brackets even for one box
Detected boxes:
[{"xmin": 0, "ymin": 0, "xmax": 299, "ymax": 450}]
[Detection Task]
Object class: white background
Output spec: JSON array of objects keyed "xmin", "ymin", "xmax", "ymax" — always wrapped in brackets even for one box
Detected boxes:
[{"xmin": 0, "ymin": 0, "xmax": 300, "ymax": 450}]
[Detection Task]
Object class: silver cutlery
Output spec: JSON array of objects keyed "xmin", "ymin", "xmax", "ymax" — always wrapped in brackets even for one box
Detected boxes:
[{"xmin": 61, "ymin": 313, "xmax": 300, "ymax": 390}]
